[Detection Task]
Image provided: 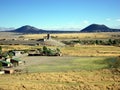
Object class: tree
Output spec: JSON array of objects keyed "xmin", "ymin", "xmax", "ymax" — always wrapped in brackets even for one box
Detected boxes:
[
  {"xmin": 0, "ymin": 46, "xmax": 2, "ymax": 55},
  {"xmin": 37, "ymin": 48, "xmax": 43, "ymax": 54},
  {"xmin": 43, "ymin": 46, "xmax": 48, "ymax": 55},
  {"xmin": 0, "ymin": 62, "xmax": 2, "ymax": 70},
  {"xmin": 2, "ymin": 52, "xmax": 8, "ymax": 58},
  {"xmin": 106, "ymin": 57, "xmax": 120, "ymax": 68},
  {"xmin": 47, "ymin": 49, "xmax": 54, "ymax": 56},
  {"xmin": 56, "ymin": 48, "xmax": 60, "ymax": 52},
  {"xmin": 8, "ymin": 52, "xmax": 14, "ymax": 58}
]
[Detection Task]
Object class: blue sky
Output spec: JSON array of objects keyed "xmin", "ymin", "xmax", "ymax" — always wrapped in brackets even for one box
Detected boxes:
[{"xmin": 0, "ymin": 0, "xmax": 120, "ymax": 30}]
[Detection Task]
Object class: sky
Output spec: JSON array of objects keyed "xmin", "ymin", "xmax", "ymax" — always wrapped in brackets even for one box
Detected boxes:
[{"xmin": 0, "ymin": 0, "xmax": 120, "ymax": 30}]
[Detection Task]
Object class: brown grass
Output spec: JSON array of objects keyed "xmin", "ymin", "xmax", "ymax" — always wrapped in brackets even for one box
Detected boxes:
[
  {"xmin": 61, "ymin": 45, "xmax": 120, "ymax": 56},
  {"xmin": 23, "ymin": 32, "xmax": 120, "ymax": 39},
  {"xmin": 0, "ymin": 69, "xmax": 120, "ymax": 90},
  {"xmin": 1, "ymin": 45, "xmax": 120, "ymax": 56}
]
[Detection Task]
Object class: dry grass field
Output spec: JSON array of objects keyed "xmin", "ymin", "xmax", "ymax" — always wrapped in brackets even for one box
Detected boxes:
[
  {"xmin": 0, "ymin": 69, "xmax": 120, "ymax": 90},
  {"xmin": 23, "ymin": 32, "xmax": 120, "ymax": 39},
  {"xmin": 1, "ymin": 45, "xmax": 120, "ymax": 56},
  {"xmin": 61, "ymin": 45, "xmax": 120, "ymax": 56}
]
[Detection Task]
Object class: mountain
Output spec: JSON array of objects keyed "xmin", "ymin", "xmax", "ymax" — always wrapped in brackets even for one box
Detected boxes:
[
  {"xmin": 80, "ymin": 24, "xmax": 120, "ymax": 32},
  {"xmin": 9, "ymin": 25, "xmax": 80, "ymax": 34},
  {"xmin": 11, "ymin": 25, "xmax": 46, "ymax": 33},
  {"xmin": 6, "ymin": 24, "xmax": 120, "ymax": 34}
]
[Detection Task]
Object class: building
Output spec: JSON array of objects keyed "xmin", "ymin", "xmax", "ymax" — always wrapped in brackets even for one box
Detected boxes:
[
  {"xmin": 3, "ymin": 68, "xmax": 14, "ymax": 74},
  {"xmin": 11, "ymin": 58, "xmax": 23, "ymax": 67},
  {"xmin": 0, "ymin": 60, "xmax": 12, "ymax": 67},
  {"xmin": 12, "ymin": 50, "xmax": 24, "ymax": 57}
]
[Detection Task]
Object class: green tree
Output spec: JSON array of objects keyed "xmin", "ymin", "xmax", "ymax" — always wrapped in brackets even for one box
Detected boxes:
[
  {"xmin": 8, "ymin": 52, "xmax": 14, "ymax": 58},
  {"xmin": 47, "ymin": 49, "xmax": 54, "ymax": 56},
  {"xmin": 0, "ymin": 46, "xmax": 2, "ymax": 55},
  {"xmin": 108, "ymin": 39, "xmax": 113, "ymax": 45},
  {"xmin": 43, "ymin": 46, "xmax": 48, "ymax": 55},
  {"xmin": 56, "ymin": 48, "xmax": 60, "ymax": 52},
  {"xmin": 2, "ymin": 52, "xmax": 8, "ymax": 58},
  {"xmin": 105, "ymin": 57, "xmax": 120, "ymax": 68},
  {"xmin": 37, "ymin": 48, "xmax": 43, "ymax": 53}
]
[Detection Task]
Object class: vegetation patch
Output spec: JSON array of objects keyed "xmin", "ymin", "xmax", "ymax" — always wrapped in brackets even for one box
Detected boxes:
[{"xmin": 23, "ymin": 57, "xmax": 109, "ymax": 73}]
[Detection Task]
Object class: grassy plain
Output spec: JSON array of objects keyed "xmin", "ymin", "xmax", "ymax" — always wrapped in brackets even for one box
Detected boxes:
[{"xmin": 20, "ymin": 56, "xmax": 108, "ymax": 73}]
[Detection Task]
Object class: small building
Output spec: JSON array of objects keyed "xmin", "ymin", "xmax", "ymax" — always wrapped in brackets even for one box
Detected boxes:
[
  {"xmin": 11, "ymin": 58, "xmax": 23, "ymax": 67},
  {"xmin": 0, "ymin": 71, "xmax": 5, "ymax": 74},
  {"xmin": 0, "ymin": 60, "xmax": 12, "ymax": 67},
  {"xmin": 3, "ymin": 68, "xmax": 14, "ymax": 74},
  {"xmin": 28, "ymin": 50, "xmax": 41, "ymax": 56},
  {"xmin": 13, "ymin": 50, "xmax": 24, "ymax": 56},
  {"xmin": 5, "ymin": 58, "xmax": 11, "ymax": 62}
]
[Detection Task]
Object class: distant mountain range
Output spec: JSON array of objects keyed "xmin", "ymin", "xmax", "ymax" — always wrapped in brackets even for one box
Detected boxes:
[
  {"xmin": 2, "ymin": 24, "xmax": 120, "ymax": 33},
  {"xmin": 10, "ymin": 25, "xmax": 79, "ymax": 34}
]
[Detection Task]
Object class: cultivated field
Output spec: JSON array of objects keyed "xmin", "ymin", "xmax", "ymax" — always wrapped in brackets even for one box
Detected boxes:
[{"xmin": 1, "ymin": 45, "xmax": 120, "ymax": 56}]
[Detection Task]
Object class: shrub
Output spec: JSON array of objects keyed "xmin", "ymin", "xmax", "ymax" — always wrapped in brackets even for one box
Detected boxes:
[
  {"xmin": 0, "ymin": 46, "xmax": 2, "ymax": 55},
  {"xmin": 43, "ymin": 46, "xmax": 48, "ymax": 55},
  {"xmin": 104, "ymin": 57, "xmax": 120, "ymax": 68}
]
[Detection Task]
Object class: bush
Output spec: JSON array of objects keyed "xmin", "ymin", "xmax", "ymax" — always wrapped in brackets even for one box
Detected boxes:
[
  {"xmin": 104, "ymin": 57, "xmax": 120, "ymax": 68},
  {"xmin": 0, "ymin": 46, "xmax": 2, "ymax": 55}
]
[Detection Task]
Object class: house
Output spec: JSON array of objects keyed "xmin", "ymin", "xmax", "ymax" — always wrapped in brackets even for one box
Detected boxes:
[
  {"xmin": 3, "ymin": 68, "xmax": 14, "ymax": 74},
  {"xmin": 11, "ymin": 58, "xmax": 23, "ymax": 67},
  {"xmin": 0, "ymin": 60, "xmax": 12, "ymax": 67},
  {"xmin": 0, "ymin": 71, "xmax": 4, "ymax": 74},
  {"xmin": 12, "ymin": 50, "xmax": 24, "ymax": 57},
  {"xmin": 28, "ymin": 49, "xmax": 41, "ymax": 56},
  {"xmin": 5, "ymin": 58, "xmax": 11, "ymax": 62}
]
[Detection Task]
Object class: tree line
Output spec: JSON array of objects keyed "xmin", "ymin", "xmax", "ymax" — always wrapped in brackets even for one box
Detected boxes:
[{"xmin": 64, "ymin": 39, "xmax": 120, "ymax": 46}]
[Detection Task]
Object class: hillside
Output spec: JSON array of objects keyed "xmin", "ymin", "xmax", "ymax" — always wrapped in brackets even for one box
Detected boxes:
[
  {"xmin": 11, "ymin": 25, "xmax": 46, "ymax": 34},
  {"xmin": 9, "ymin": 25, "xmax": 79, "ymax": 34},
  {"xmin": 80, "ymin": 24, "xmax": 120, "ymax": 32},
  {"xmin": 3, "ymin": 24, "xmax": 120, "ymax": 34}
]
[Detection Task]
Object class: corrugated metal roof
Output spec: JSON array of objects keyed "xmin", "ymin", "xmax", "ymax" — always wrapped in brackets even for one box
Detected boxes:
[
  {"xmin": 0, "ymin": 60, "xmax": 12, "ymax": 64},
  {"xmin": 12, "ymin": 58, "xmax": 22, "ymax": 61}
]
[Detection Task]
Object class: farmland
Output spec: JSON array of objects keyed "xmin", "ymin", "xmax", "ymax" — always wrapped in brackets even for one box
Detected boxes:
[
  {"xmin": 16, "ymin": 56, "xmax": 108, "ymax": 72},
  {"xmin": 0, "ymin": 56, "xmax": 120, "ymax": 90},
  {"xmin": 0, "ymin": 32, "xmax": 120, "ymax": 90},
  {"xmin": 1, "ymin": 45, "xmax": 120, "ymax": 56}
]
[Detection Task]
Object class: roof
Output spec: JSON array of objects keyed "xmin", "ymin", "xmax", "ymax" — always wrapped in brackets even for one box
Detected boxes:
[
  {"xmin": 12, "ymin": 58, "xmax": 22, "ymax": 62},
  {"xmin": 0, "ymin": 60, "xmax": 12, "ymax": 64}
]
